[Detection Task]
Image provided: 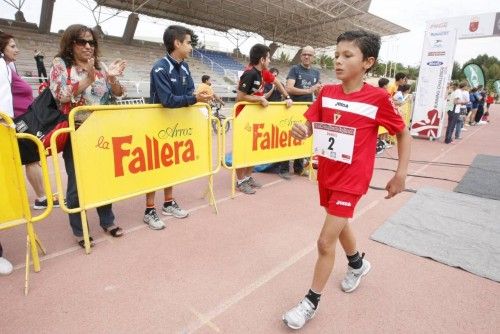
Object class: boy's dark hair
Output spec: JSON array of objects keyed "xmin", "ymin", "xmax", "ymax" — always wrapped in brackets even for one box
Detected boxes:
[
  {"xmin": 163, "ymin": 25, "xmax": 193, "ymax": 54},
  {"xmin": 470, "ymin": 87, "xmax": 477, "ymax": 93},
  {"xmin": 201, "ymin": 75, "xmax": 210, "ymax": 83},
  {"xmin": 459, "ymin": 82, "xmax": 468, "ymax": 89},
  {"xmin": 336, "ymin": 30, "xmax": 380, "ymax": 72},
  {"xmin": 249, "ymin": 43, "xmax": 270, "ymax": 66},
  {"xmin": 395, "ymin": 72, "xmax": 407, "ymax": 82},
  {"xmin": 378, "ymin": 78, "xmax": 389, "ymax": 88},
  {"xmin": 397, "ymin": 84, "xmax": 411, "ymax": 92},
  {"xmin": 269, "ymin": 67, "xmax": 279, "ymax": 75}
]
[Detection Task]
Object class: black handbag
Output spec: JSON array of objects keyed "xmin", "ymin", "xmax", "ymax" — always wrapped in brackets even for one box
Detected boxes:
[{"xmin": 14, "ymin": 87, "xmax": 69, "ymax": 154}]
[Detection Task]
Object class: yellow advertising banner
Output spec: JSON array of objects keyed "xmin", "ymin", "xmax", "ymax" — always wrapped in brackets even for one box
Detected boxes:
[
  {"xmin": 0, "ymin": 118, "xmax": 25, "ymax": 224},
  {"xmin": 231, "ymin": 102, "xmax": 312, "ymax": 168},
  {"xmin": 70, "ymin": 104, "xmax": 214, "ymax": 209}
]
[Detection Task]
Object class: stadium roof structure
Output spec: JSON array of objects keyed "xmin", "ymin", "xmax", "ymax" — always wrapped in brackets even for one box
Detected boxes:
[{"xmin": 96, "ymin": 0, "xmax": 408, "ymax": 48}]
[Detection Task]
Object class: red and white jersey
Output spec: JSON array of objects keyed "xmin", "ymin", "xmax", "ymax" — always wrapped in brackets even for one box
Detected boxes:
[{"xmin": 305, "ymin": 83, "xmax": 405, "ymax": 195}]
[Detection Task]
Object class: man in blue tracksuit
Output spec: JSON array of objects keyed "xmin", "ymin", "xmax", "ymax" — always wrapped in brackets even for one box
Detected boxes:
[{"xmin": 143, "ymin": 25, "xmax": 212, "ymax": 230}]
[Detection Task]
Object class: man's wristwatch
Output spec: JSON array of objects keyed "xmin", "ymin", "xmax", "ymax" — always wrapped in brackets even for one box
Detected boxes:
[{"xmin": 285, "ymin": 96, "xmax": 291, "ymax": 100}]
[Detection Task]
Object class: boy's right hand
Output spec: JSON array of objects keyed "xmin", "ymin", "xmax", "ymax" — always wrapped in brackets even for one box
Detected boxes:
[
  {"xmin": 196, "ymin": 92, "xmax": 212, "ymax": 103},
  {"xmin": 291, "ymin": 123, "xmax": 309, "ymax": 140}
]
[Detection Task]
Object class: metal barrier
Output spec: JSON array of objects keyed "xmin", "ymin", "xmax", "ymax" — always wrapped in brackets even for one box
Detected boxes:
[
  {"xmin": 378, "ymin": 97, "xmax": 414, "ymax": 143},
  {"xmin": 50, "ymin": 103, "xmax": 220, "ymax": 253},
  {"xmin": 0, "ymin": 112, "xmax": 53, "ymax": 295},
  {"xmin": 222, "ymin": 102, "xmax": 313, "ymax": 196}
]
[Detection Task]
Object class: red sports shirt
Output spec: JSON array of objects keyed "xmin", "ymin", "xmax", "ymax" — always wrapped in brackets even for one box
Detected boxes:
[{"xmin": 305, "ymin": 83, "xmax": 405, "ymax": 195}]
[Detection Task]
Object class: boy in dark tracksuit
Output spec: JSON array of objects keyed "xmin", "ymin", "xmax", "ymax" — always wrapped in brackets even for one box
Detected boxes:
[{"xmin": 143, "ymin": 25, "xmax": 212, "ymax": 230}]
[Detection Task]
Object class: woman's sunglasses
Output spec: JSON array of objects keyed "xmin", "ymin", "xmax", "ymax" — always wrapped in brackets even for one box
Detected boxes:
[{"xmin": 74, "ymin": 38, "xmax": 97, "ymax": 47}]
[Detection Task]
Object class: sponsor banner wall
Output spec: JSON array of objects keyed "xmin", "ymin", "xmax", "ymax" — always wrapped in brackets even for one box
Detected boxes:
[
  {"xmin": 411, "ymin": 29, "xmax": 457, "ymax": 138},
  {"xmin": 232, "ymin": 103, "xmax": 312, "ymax": 168},
  {"xmin": 71, "ymin": 104, "xmax": 214, "ymax": 208},
  {"xmin": 426, "ymin": 12, "xmax": 500, "ymax": 39}
]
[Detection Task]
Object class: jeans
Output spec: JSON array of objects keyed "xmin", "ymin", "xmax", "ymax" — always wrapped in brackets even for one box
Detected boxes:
[
  {"xmin": 444, "ymin": 110, "xmax": 457, "ymax": 143},
  {"xmin": 63, "ymin": 140, "xmax": 115, "ymax": 237}
]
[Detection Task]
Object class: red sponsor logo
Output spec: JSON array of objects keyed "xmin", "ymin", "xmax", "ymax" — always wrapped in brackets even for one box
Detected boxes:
[
  {"xmin": 341, "ymin": 154, "xmax": 351, "ymax": 160},
  {"xmin": 112, "ymin": 135, "xmax": 195, "ymax": 177},
  {"xmin": 411, "ymin": 109, "xmax": 440, "ymax": 138},
  {"xmin": 469, "ymin": 17, "xmax": 479, "ymax": 32},
  {"xmin": 252, "ymin": 123, "xmax": 302, "ymax": 151}
]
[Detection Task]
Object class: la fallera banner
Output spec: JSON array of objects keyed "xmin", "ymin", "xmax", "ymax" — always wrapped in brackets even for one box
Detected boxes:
[
  {"xmin": 71, "ymin": 104, "xmax": 213, "ymax": 208},
  {"xmin": 232, "ymin": 103, "xmax": 312, "ymax": 168}
]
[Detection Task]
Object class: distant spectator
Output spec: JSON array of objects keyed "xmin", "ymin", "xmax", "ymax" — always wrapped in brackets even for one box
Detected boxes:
[
  {"xmin": 484, "ymin": 91, "xmax": 494, "ymax": 122},
  {"xmin": 264, "ymin": 68, "xmax": 283, "ymax": 102},
  {"xmin": 195, "ymin": 75, "xmax": 225, "ymax": 106},
  {"xmin": 286, "ymin": 45, "xmax": 322, "ymax": 177},
  {"xmin": 475, "ymin": 85, "xmax": 486, "ymax": 124},
  {"xmin": 387, "ymin": 72, "xmax": 407, "ymax": 96},
  {"xmin": 466, "ymin": 87, "xmax": 478, "ymax": 126},
  {"xmin": 378, "ymin": 77, "xmax": 389, "ymax": 89},
  {"xmin": 445, "ymin": 82, "xmax": 466, "ymax": 144},
  {"xmin": 34, "ymin": 49, "xmax": 48, "ymax": 83},
  {"xmin": 393, "ymin": 84, "xmax": 411, "ymax": 106}
]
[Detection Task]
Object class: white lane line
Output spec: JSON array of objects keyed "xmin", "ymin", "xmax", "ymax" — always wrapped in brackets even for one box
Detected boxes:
[
  {"xmin": 181, "ymin": 198, "xmax": 380, "ymax": 334},
  {"xmin": 13, "ymin": 179, "xmax": 286, "ymax": 271}
]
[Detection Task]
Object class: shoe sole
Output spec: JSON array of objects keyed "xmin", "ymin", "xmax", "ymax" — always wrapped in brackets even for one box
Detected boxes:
[
  {"xmin": 342, "ymin": 261, "xmax": 372, "ymax": 293},
  {"xmin": 161, "ymin": 211, "xmax": 189, "ymax": 219},
  {"xmin": 143, "ymin": 219, "xmax": 166, "ymax": 230},
  {"xmin": 282, "ymin": 316, "xmax": 301, "ymax": 330},
  {"xmin": 33, "ymin": 204, "xmax": 61, "ymax": 210},
  {"xmin": 237, "ymin": 187, "xmax": 256, "ymax": 194},
  {"xmin": 282, "ymin": 311, "xmax": 315, "ymax": 330}
]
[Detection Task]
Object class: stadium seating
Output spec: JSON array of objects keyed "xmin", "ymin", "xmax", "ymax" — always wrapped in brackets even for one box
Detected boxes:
[{"xmin": 1, "ymin": 22, "xmax": 336, "ymax": 100}]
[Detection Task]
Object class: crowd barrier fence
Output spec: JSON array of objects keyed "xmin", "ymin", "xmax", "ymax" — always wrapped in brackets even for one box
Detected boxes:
[
  {"xmin": 50, "ymin": 103, "xmax": 219, "ymax": 253},
  {"xmin": 221, "ymin": 102, "xmax": 313, "ymax": 196},
  {"xmin": 0, "ymin": 112, "xmax": 53, "ymax": 295}
]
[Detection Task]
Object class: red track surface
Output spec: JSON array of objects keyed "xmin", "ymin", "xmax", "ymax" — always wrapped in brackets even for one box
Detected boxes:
[{"xmin": 1, "ymin": 105, "xmax": 499, "ymax": 333}]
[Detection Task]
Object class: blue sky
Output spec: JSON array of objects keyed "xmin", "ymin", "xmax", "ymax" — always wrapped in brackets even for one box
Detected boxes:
[{"xmin": 1, "ymin": 0, "xmax": 499, "ymax": 66}]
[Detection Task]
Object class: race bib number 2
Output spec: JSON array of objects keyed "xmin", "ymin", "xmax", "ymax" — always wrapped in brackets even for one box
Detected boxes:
[{"xmin": 312, "ymin": 122, "xmax": 356, "ymax": 164}]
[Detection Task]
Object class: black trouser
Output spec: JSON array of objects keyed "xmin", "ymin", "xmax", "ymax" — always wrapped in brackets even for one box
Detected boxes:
[
  {"xmin": 475, "ymin": 104, "xmax": 484, "ymax": 123},
  {"xmin": 277, "ymin": 159, "xmax": 304, "ymax": 173},
  {"xmin": 37, "ymin": 66, "xmax": 47, "ymax": 83},
  {"xmin": 444, "ymin": 110, "xmax": 457, "ymax": 143}
]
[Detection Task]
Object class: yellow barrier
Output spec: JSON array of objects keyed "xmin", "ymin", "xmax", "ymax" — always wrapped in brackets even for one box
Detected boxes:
[
  {"xmin": 0, "ymin": 112, "xmax": 53, "ymax": 295},
  {"xmin": 50, "ymin": 103, "xmax": 219, "ymax": 253},
  {"xmin": 223, "ymin": 102, "xmax": 313, "ymax": 196},
  {"xmin": 378, "ymin": 98, "xmax": 413, "ymax": 143}
]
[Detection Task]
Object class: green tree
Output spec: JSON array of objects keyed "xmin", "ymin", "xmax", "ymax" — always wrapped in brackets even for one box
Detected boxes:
[
  {"xmin": 278, "ymin": 51, "xmax": 290, "ymax": 63},
  {"xmin": 191, "ymin": 32, "xmax": 199, "ymax": 49}
]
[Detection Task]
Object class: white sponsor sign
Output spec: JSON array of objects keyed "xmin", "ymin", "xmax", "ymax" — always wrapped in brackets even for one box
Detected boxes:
[
  {"xmin": 410, "ymin": 29, "xmax": 457, "ymax": 139},
  {"xmin": 427, "ymin": 12, "xmax": 499, "ymax": 39}
]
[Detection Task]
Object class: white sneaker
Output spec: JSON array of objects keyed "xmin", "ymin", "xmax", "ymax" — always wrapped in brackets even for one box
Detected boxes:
[
  {"xmin": 0, "ymin": 256, "xmax": 13, "ymax": 275},
  {"xmin": 143, "ymin": 209, "xmax": 166, "ymax": 230},
  {"xmin": 282, "ymin": 298, "xmax": 316, "ymax": 330},
  {"xmin": 162, "ymin": 200, "xmax": 189, "ymax": 219},
  {"xmin": 341, "ymin": 259, "xmax": 371, "ymax": 293}
]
